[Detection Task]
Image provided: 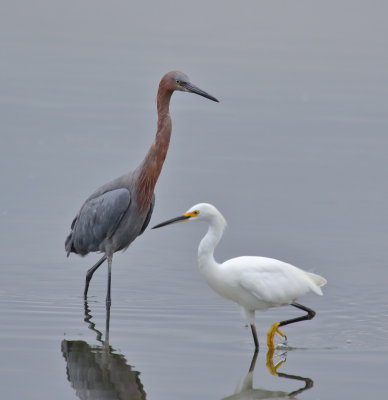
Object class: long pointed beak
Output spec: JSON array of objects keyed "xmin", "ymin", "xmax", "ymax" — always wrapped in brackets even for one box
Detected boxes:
[
  {"xmin": 152, "ymin": 215, "xmax": 191, "ymax": 229},
  {"xmin": 185, "ymin": 82, "xmax": 219, "ymax": 102}
]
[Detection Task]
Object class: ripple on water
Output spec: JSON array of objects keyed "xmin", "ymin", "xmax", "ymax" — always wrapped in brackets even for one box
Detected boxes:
[
  {"xmin": 316, "ymin": 284, "xmax": 388, "ymax": 351},
  {"xmin": 1, "ymin": 267, "xmax": 387, "ymax": 355}
]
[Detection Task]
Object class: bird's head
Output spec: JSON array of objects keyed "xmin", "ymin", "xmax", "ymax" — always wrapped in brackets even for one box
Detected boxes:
[
  {"xmin": 152, "ymin": 203, "xmax": 226, "ymax": 229},
  {"xmin": 160, "ymin": 71, "xmax": 219, "ymax": 102}
]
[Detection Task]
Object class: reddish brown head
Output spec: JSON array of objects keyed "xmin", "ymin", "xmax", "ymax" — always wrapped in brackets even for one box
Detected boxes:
[{"xmin": 159, "ymin": 71, "xmax": 219, "ymax": 102}]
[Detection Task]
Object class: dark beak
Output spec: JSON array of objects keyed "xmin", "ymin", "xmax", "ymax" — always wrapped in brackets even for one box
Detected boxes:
[
  {"xmin": 152, "ymin": 215, "xmax": 191, "ymax": 229},
  {"xmin": 185, "ymin": 82, "xmax": 219, "ymax": 102}
]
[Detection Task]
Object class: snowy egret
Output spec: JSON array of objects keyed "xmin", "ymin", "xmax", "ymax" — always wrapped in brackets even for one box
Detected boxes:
[{"xmin": 153, "ymin": 203, "xmax": 327, "ymax": 350}]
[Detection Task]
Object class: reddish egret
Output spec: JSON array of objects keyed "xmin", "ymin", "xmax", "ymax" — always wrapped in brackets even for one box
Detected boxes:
[
  {"xmin": 65, "ymin": 71, "xmax": 218, "ymax": 305},
  {"xmin": 153, "ymin": 203, "xmax": 327, "ymax": 350}
]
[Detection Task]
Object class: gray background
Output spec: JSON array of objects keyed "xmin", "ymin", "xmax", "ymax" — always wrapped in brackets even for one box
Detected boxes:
[{"xmin": 1, "ymin": 1, "xmax": 387, "ymax": 399}]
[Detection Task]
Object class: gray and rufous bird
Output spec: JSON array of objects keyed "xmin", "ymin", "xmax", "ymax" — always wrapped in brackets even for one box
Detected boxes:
[{"xmin": 65, "ymin": 71, "xmax": 218, "ymax": 305}]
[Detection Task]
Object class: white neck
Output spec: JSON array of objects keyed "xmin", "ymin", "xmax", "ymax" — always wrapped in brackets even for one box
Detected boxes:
[{"xmin": 198, "ymin": 216, "xmax": 226, "ymax": 274}]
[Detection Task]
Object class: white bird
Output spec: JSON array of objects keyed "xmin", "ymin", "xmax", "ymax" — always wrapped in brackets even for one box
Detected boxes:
[{"xmin": 153, "ymin": 203, "xmax": 327, "ymax": 350}]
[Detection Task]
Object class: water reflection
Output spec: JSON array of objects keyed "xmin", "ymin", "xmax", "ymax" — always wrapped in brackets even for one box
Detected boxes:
[
  {"xmin": 83, "ymin": 300, "xmax": 110, "ymax": 346},
  {"xmin": 61, "ymin": 302, "xmax": 146, "ymax": 400},
  {"xmin": 62, "ymin": 304, "xmax": 313, "ymax": 400},
  {"xmin": 222, "ymin": 349, "xmax": 313, "ymax": 399}
]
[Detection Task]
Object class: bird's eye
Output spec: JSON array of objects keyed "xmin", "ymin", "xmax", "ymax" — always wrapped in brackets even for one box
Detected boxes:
[
  {"xmin": 176, "ymin": 80, "xmax": 181, "ymax": 84},
  {"xmin": 193, "ymin": 210, "xmax": 199, "ymax": 216}
]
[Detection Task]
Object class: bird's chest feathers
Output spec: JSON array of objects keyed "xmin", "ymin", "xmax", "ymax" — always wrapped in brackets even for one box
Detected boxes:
[
  {"xmin": 199, "ymin": 262, "xmax": 239, "ymax": 301},
  {"xmin": 199, "ymin": 262, "xmax": 262, "ymax": 308}
]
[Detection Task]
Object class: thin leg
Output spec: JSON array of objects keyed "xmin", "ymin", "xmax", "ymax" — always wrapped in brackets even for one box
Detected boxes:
[
  {"xmin": 104, "ymin": 300, "xmax": 111, "ymax": 348},
  {"xmin": 248, "ymin": 349, "xmax": 259, "ymax": 372},
  {"xmin": 106, "ymin": 256, "xmax": 112, "ymax": 308},
  {"xmin": 267, "ymin": 302, "xmax": 316, "ymax": 348},
  {"xmin": 280, "ymin": 302, "xmax": 316, "ymax": 327},
  {"xmin": 84, "ymin": 255, "xmax": 107, "ymax": 298},
  {"xmin": 250, "ymin": 324, "xmax": 259, "ymax": 351}
]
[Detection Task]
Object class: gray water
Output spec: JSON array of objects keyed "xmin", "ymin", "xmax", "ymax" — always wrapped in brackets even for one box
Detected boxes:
[{"xmin": 1, "ymin": 0, "xmax": 388, "ymax": 398}]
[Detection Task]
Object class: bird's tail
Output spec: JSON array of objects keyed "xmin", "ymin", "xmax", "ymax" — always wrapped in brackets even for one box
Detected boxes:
[
  {"xmin": 307, "ymin": 272, "xmax": 327, "ymax": 287},
  {"xmin": 306, "ymin": 271, "xmax": 327, "ymax": 295}
]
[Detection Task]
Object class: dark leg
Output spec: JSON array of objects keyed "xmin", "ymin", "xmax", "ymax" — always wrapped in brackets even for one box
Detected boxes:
[
  {"xmin": 279, "ymin": 302, "xmax": 316, "ymax": 328},
  {"xmin": 250, "ymin": 324, "xmax": 259, "ymax": 352},
  {"xmin": 104, "ymin": 300, "xmax": 111, "ymax": 348},
  {"xmin": 248, "ymin": 349, "xmax": 259, "ymax": 372},
  {"xmin": 106, "ymin": 256, "xmax": 112, "ymax": 308},
  {"xmin": 84, "ymin": 255, "xmax": 107, "ymax": 299}
]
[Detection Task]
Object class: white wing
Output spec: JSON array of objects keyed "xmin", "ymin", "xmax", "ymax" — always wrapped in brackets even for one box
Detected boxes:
[{"xmin": 227, "ymin": 256, "xmax": 324, "ymax": 307}]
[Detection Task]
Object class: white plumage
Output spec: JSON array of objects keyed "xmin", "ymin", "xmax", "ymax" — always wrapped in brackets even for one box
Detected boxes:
[{"xmin": 153, "ymin": 203, "xmax": 327, "ymax": 349}]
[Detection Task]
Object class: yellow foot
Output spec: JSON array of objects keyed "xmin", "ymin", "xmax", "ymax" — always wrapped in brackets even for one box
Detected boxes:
[
  {"xmin": 266, "ymin": 347, "xmax": 285, "ymax": 376},
  {"xmin": 266, "ymin": 322, "xmax": 287, "ymax": 349}
]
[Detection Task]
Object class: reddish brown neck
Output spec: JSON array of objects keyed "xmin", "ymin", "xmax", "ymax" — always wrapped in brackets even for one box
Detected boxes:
[{"xmin": 136, "ymin": 87, "xmax": 173, "ymax": 211}]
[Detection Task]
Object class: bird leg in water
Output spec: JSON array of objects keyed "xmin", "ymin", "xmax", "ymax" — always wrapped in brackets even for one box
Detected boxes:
[
  {"xmin": 104, "ymin": 300, "xmax": 111, "ymax": 347},
  {"xmin": 84, "ymin": 255, "xmax": 107, "ymax": 299},
  {"xmin": 250, "ymin": 324, "xmax": 259, "ymax": 351},
  {"xmin": 106, "ymin": 256, "xmax": 113, "ymax": 308},
  {"xmin": 267, "ymin": 302, "xmax": 316, "ymax": 349}
]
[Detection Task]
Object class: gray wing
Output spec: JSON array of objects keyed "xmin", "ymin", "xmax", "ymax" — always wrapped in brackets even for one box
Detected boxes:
[
  {"xmin": 66, "ymin": 188, "xmax": 131, "ymax": 255},
  {"xmin": 138, "ymin": 194, "xmax": 155, "ymax": 236}
]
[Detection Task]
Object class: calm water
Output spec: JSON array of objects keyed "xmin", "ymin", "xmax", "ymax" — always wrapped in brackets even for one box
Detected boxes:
[{"xmin": 1, "ymin": 1, "xmax": 388, "ymax": 399}]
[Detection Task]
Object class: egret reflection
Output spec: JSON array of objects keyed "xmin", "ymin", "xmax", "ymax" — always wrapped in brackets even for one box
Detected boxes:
[
  {"xmin": 61, "ymin": 301, "xmax": 146, "ymax": 400},
  {"xmin": 222, "ymin": 349, "xmax": 313, "ymax": 400}
]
